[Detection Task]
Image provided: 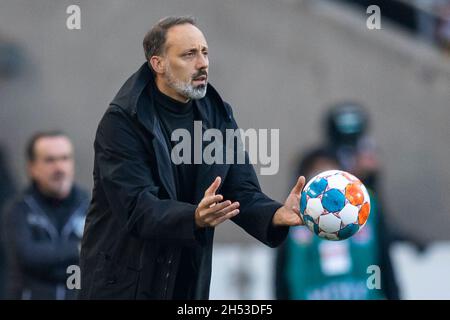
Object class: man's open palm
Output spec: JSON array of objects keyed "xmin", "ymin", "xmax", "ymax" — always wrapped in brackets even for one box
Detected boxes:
[{"xmin": 272, "ymin": 176, "xmax": 306, "ymax": 226}]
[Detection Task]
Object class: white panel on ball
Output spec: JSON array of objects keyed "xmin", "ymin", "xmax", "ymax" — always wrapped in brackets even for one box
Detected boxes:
[
  {"xmin": 305, "ymin": 198, "xmax": 324, "ymax": 220},
  {"xmin": 326, "ymin": 174, "xmax": 350, "ymax": 190},
  {"xmin": 339, "ymin": 203, "xmax": 359, "ymax": 225},
  {"xmin": 318, "ymin": 213, "xmax": 342, "ymax": 233}
]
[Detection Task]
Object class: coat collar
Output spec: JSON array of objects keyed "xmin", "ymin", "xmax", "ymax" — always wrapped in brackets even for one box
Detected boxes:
[{"xmin": 110, "ymin": 63, "xmax": 232, "ymax": 133}]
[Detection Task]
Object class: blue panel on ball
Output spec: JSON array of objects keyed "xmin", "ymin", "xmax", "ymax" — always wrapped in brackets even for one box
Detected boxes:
[
  {"xmin": 322, "ymin": 189, "xmax": 345, "ymax": 213},
  {"xmin": 300, "ymin": 192, "xmax": 307, "ymax": 214},
  {"xmin": 307, "ymin": 178, "xmax": 328, "ymax": 198},
  {"xmin": 338, "ymin": 223, "xmax": 360, "ymax": 240}
]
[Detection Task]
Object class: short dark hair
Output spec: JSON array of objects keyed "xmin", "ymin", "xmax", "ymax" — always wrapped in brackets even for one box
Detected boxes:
[
  {"xmin": 26, "ymin": 130, "xmax": 68, "ymax": 162},
  {"xmin": 143, "ymin": 16, "xmax": 197, "ymax": 63}
]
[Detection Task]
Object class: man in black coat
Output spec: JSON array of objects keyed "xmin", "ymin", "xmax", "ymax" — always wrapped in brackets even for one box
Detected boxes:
[
  {"xmin": 79, "ymin": 16, "xmax": 305, "ymax": 300},
  {"xmin": 2, "ymin": 131, "xmax": 88, "ymax": 299}
]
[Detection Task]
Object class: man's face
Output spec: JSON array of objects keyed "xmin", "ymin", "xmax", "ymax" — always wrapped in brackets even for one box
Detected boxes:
[
  {"xmin": 28, "ymin": 136, "xmax": 75, "ymax": 199},
  {"xmin": 156, "ymin": 23, "xmax": 209, "ymax": 101}
]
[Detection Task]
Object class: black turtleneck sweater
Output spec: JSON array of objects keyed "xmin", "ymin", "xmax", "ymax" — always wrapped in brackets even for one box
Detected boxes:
[
  {"xmin": 153, "ymin": 87, "xmax": 197, "ymax": 205},
  {"xmin": 153, "ymin": 86, "xmax": 200, "ymax": 299}
]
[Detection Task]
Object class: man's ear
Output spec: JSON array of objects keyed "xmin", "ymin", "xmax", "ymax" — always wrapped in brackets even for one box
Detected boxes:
[{"xmin": 149, "ymin": 56, "xmax": 165, "ymax": 74}]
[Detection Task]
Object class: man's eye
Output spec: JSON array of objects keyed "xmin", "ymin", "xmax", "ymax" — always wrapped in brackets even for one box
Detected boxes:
[{"xmin": 185, "ymin": 52, "xmax": 195, "ymax": 57}]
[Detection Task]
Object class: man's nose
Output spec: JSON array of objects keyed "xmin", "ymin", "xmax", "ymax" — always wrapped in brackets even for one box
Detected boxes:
[
  {"xmin": 54, "ymin": 159, "xmax": 68, "ymax": 172},
  {"xmin": 196, "ymin": 53, "xmax": 208, "ymax": 70},
  {"xmin": 53, "ymin": 163, "xmax": 65, "ymax": 174}
]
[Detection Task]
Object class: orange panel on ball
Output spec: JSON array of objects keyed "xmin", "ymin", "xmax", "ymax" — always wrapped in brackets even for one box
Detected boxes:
[
  {"xmin": 345, "ymin": 183, "xmax": 364, "ymax": 206},
  {"xmin": 358, "ymin": 202, "xmax": 370, "ymax": 225}
]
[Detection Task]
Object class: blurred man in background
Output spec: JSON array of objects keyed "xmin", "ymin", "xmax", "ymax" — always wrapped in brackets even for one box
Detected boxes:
[
  {"xmin": 2, "ymin": 131, "xmax": 88, "ymax": 299},
  {"xmin": 275, "ymin": 102, "xmax": 402, "ymax": 300},
  {"xmin": 324, "ymin": 102, "xmax": 401, "ymax": 298},
  {"xmin": 274, "ymin": 146, "xmax": 399, "ymax": 299},
  {"xmin": 324, "ymin": 102, "xmax": 378, "ymax": 191},
  {"xmin": 324, "ymin": 102, "xmax": 426, "ymax": 250}
]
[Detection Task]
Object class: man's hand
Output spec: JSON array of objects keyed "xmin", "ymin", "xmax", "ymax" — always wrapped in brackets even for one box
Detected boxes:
[
  {"xmin": 195, "ymin": 177, "xmax": 240, "ymax": 228},
  {"xmin": 272, "ymin": 176, "xmax": 306, "ymax": 227}
]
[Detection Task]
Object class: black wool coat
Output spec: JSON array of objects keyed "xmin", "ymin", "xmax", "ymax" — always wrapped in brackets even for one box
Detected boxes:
[{"xmin": 78, "ymin": 63, "xmax": 288, "ymax": 300}]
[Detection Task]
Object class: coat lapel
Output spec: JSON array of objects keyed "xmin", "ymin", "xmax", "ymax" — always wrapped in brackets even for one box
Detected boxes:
[
  {"xmin": 151, "ymin": 119, "xmax": 177, "ymax": 200},
  {"xmin": 134, "ymin": 79, "xmax": 177, "ymax": 200}
]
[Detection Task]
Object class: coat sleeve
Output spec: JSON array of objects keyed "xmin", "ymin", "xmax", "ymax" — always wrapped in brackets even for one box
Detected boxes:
[
  {"xmin": 220, "ymin": 103, "xmax": 288, "ymax": 248},
  {"xmin": 94, "ymin": 106, "xmax": 201, "ymax": 246},
  {"xmin": 2, "ymin": 202, "xmax": 80, "ymax": 278}
]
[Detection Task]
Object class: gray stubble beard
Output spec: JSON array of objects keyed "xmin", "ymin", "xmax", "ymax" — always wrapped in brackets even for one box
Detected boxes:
[{"xmin": 165, "ymin": 65, "xmax": 207, "ymax": 100}]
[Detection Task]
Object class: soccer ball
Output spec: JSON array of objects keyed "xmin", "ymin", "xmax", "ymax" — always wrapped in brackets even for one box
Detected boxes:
[{"xmin": 300, "ymin": 170, "xmax": 371, "ymax": 241}]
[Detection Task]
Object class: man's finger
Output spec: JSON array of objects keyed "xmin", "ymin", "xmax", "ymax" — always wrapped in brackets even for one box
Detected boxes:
[
  {"xmin": 290, "ymin": 176, "xmax": 305, "ymax": 196},
  {"xmin": 208, "ymin": 201, "xmax": 239, "ymax": 217},
  {"xmin": 210, "ymin": 209, "xmax": 240, "ymax": 227},
  {"xmin": 291, "ymin": 215, "xmax": 303, "ymax": 226},
  {"xmin": 200, "ymin": 194, "xmax": 223, "ymax": 208},
  {"xmin": 204, "ymin": 176, "xmax": 221, "ymax": 197},
  {"xmin": 205, "ymin": 200, "xmax": 232, "ymax": 215}
]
